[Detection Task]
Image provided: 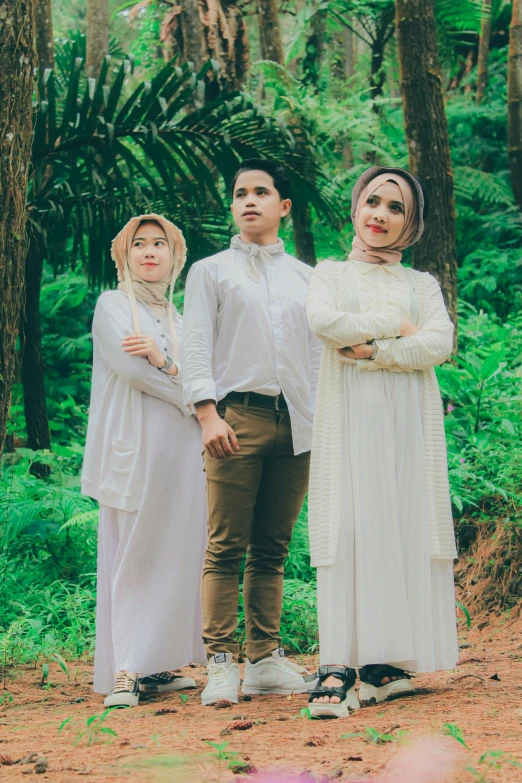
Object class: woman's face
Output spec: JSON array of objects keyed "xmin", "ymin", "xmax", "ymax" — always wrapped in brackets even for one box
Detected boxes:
[
  {"xmin": 356, "ymin": 181, "xmax": 406, "ymax": 248},
  {"xmin": 129, "ymin": 221, "xmax": 171, "ymax": 281}
]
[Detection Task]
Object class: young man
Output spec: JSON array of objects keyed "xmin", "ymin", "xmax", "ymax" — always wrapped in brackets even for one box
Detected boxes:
[{"xmin": 182, "ymin": 159, "xmax": 322, "ymax": 705}]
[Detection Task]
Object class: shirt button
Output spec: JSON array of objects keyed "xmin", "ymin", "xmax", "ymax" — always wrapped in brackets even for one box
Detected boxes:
[
  {"xmin": 164, "ymin": 347, "xmax": 167, "ymax": 352},
  {"xmin": 161, "ymin": 333, "xmax": 165, "ymax": 337},
  {"xmin": 156, "ymin": 319, "xmax": 161, "ymax": 323}
]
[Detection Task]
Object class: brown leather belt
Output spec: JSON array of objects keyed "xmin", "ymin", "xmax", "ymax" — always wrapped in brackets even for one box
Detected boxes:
[{"xmin": 225, "ymin": 391, "xmax": 288, "ymax": 411}]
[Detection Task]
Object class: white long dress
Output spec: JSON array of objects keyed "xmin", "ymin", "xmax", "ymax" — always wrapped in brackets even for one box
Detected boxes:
[
  {"xmin": 82, "ymin": 291, "xmax": 206, "ymax": 695},
  {"xmin": 315, "ymin": 259, "xmax": 459, "ymax": 672}
]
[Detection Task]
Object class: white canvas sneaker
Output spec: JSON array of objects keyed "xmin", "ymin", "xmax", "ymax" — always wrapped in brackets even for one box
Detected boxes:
[
  {"xmin": 104, "ymin": 670, "xmax": 140, "ymax": 708},
  {"xmin": 242, "ymin": 648, "xmax": 311, "ymax": 695},
  {"xmin": 201, "ymin": 653, "xmax": 240, "ymax": 706}
]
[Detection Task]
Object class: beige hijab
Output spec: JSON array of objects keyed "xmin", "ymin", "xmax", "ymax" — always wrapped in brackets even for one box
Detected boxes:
[
  {"xmin": 350, "ymin": 171, "xmax": 422, "ymax": 266},
  {"xmin": 111, "ymin": 214, "xmax": 187, "ymax": 360}
]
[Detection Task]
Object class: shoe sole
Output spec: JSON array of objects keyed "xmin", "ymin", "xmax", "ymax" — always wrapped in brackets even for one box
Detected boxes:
[
  {"xmin": 241, "ymin": 684, "xmax": 310, "ymax": 695},
  {"xmin": 309, "ymin": 686, "xmax": 360, "ymax": 719},
  {"xmin": 359, "ymin": 679, "xmax": 414, "ymax": 704},
  {"xmin": 140, "ymin": 679, "xmax": 197, "ymax": 694},
  {"xmin": 104, "ymin": 693, "xmax": 139, "ymax": 708}
]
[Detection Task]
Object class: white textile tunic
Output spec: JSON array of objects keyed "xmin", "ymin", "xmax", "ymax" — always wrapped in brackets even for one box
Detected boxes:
[
  {"xmin": 307, "ymin": 259, "xmax": 459, "ymax": 672},
  {"xmin": 82, "ymin": 291, "xmax": 206, "ymax": 692},
  {"xmin": 181, "ymin": 244, "xmax": 323, "ymax": 455}
]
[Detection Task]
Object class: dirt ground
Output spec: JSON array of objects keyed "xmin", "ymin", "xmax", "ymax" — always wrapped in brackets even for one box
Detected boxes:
[{"xmin": 0, "ymin": 620, "xmax": 520, "ymax": 783}]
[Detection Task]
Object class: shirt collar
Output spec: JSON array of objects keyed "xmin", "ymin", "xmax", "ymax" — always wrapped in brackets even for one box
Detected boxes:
[{"xmin": 352, "ymin": 258, "xmax": 402, "ymax": 277}]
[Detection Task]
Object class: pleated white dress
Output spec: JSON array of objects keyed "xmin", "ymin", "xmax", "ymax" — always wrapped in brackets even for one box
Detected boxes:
[
  {"xmin": 313, "ymin": 260, "xmax": 459, "ymax": 672},
  {"xmin": 81, "ymin": 291, "xmax": 207, "ymax": 695}
]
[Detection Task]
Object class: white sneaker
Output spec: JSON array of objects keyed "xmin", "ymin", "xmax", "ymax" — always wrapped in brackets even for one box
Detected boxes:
[
  {"xmin": 201, "ymin": 653, "xmax": 240, "ymax": 706},
  {"xmin": 139, "ymin": 671, "xmax": 196, "ymax": 694},
  {"xmin": 242, "ymin": 648, "xmax": 310, "ymax": 695},
  {"xmin": 104, "ymin": 670, "xmax": 139, "ymax": 708}
]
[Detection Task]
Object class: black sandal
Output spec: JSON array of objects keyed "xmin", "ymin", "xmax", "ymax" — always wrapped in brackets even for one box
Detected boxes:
[
  {"xmin": 359, "ymin": 664, "xmax": 414, "ymax": 703},
  {"xmin": 308, "ymin": 665, "xmax": 360, "ymax": 718}
]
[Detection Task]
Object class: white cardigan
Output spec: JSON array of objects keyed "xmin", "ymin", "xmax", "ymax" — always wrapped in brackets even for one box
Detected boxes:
[
  {"xmin": 81, "ymin": 291, "xmax": 190, "ymax": 512},
  {"xmin": 306, "ymin": 260, "xmax": 458, "ymax": 566}
]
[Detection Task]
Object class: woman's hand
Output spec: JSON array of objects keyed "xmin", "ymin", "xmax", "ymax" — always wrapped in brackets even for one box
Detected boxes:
[
  {"xmin": 121, "ymin": 333, "xmax": 166, "ymax": 369},
  {"xmin": 400, "ymin": 318, "xmax": 420, "ymax": 337},
  {"xmin": 337, "ymin": 344, "xmax": 373, "ymax": 360}
]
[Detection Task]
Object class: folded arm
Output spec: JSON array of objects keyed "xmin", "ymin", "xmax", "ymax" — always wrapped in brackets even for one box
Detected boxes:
[
  {"xmin": 306, "ymin": 261, "xmax": 402, "ymax": 348},
  {"xmin": 93, "ymin": 296, "xmax": 188, "ymax": 412},
  {"xmin": 374, "ymin": 275, "xmax": 454, "ymax": 370}
]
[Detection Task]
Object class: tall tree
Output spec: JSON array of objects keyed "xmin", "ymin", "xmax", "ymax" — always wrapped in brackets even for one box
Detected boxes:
[
  {"xmin": 0, "ymin": 0, "xmax": 36, "ymax": 456},
  {"xmin": 258, "ymin": 0, "xmax": 284, "ymax": 63},
  {"xmin": 86, "ymin": 0, "xmax": 110, "ymax": 77},
  {"xmin": 396, "ymin": 0, "xmax": 458, "ymax": 327},
  {"xmin": 302, "ymin": 5, "xmax": 328, "ymax": 90},
  {"xmin": 200, "ymin": 0, "xmax": 250, "ymax": 99},
  {"xmin": 35, "ymin": 0, "xmax": 55, "ymax": 71},
  {"xmin": 508, "ymin": 0, "xmax": 522, "ymax": 209},
  {"xmin": 476, "ymin": 0, "xmax": 492, "ymax": 103},
  {"xmin": 160, "ymin": 0, "xmax": 204, "ymax": 69}
]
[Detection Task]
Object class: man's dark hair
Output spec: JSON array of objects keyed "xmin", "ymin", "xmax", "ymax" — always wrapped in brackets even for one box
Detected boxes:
[{"xmin": 231, "ymin": 158, "xmax": 291, "ymax": 201}]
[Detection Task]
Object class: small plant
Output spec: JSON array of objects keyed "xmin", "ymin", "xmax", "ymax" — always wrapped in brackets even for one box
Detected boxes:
[
  {"xmin": 467, "ymin": 749, "xmax": 522, "ymax": 782},
  {"xmin": 456, "ymin": 600, "xmax": 472, "ymax": 629},
  {"xmin": 179, "ymin": 693, "xmax": 189, "ymax": 704},
  {"xmin": 300, "ymin": 707, "xmax": 312, "ymax": 720},
  {"xmin": 41, "ymin": 663, "xmax": 50, "ymax": 689},
  {"xmin": 442, "ymin": 722, "xmax": 469, "ymax": 749},
  {"xmin": 151, "ymin": 731, "xmax": 161, "ymax": 747},
  {"xmin": 363, "ymin": 726, "xmax": 396, "ymax": 744},
  {"xmin": 58, "ymin": 708, "xmax": 119, "ymax": 746},
  {"xmin": 0, "ymin": 693, "xmax": 13, "ymax": 706}
]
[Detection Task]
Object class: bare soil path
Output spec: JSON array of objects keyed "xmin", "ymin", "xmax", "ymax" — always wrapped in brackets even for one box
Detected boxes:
[{"xmin": 0, "ymin": 622, "xmax": 520, "ymax": 782}]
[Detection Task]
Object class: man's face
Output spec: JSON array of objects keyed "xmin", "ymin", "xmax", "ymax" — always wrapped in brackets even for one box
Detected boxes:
[{"xmin": 230, "ymin": 170, "xmax": 291, "ymax": 237}]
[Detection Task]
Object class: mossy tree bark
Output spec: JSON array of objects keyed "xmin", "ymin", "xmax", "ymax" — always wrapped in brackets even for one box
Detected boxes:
[
  {"xmin": 508, "ymin": 0, "xmax": 522, "ymax": 210},
  {"xmin": 35, "ymin": 0, "xmax": 54, "ymax": 71},
  {"xmin": 86, "ymin": 0, "xmax": 110, "ymax": 78},
  {"xmin": 396, "ymin": 0, "xmax": 458, "ymax": 329},
  {"xmin": 0, "ymin": 0, "xmax": 36, "ymax": 456},
  {"xmin": 258, "ymin": 0, "xmax": 284, "ymax": 63},
  {"xmin": 476, "ymin": 0, "xmax": 492, "ymax": 104}
]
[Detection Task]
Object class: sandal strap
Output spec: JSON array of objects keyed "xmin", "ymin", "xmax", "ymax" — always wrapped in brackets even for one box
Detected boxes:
[
  {"xmin": 359, "ymin": 664, "xmax": 412, "ymax": 687},
  {"xmin": 309, "ymin": 665, "xmax": 356, "ymax": 703},
  {"xmin": 309, "ymin": 685, "xmax": 347, "ymax": 702},
  {"xmin": 317, "ymin": 665, "xmax": 355, "ymax": 683}
]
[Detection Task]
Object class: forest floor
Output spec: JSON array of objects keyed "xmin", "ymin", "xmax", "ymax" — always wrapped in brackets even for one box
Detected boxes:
[{"xmin": 0, "ymin": 619, "xmax": 520, "ymax": 783}]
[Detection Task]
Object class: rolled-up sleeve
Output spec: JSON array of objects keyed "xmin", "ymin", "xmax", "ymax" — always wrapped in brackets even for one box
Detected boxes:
[{"xmin": 181, "ymin": 262, "xmax": 218, "ymax": 406}]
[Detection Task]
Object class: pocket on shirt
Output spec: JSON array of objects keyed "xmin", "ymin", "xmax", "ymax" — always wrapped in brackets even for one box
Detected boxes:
[{"xmin": 109, "ymin": 437, "xmax": 136, "ymax": 476}]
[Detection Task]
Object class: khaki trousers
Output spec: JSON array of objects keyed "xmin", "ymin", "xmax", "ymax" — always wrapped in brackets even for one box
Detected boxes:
[{"xmin": 202, "ymin": 398, "xmax": 310, "ymax": 663}]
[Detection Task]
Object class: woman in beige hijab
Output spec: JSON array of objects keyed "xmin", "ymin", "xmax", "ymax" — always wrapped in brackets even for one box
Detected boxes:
[
  {"xmin": 82, "ymin": 214, "xmax": 206, "ymax": 707},
  {"xmin": 305, "ymin": 168, "xmax": 458, "ymax": 718}
]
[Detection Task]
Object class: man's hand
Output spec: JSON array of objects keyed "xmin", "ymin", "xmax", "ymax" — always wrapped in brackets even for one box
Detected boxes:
[
  {"xmin": 195, "ymin": 401, "xmax": 240, "ymax": 459},
  {"xmin": 337, "ymin": 343, "xmax": 373, "ymax": 360},
  {"xmin": 400, "ymin": 319, "xmax": 420, "ymax": 337}
]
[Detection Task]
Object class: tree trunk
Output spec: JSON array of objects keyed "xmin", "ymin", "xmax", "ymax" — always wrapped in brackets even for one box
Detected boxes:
[
  {"xmin": 86, "ymin": 0, "xmax": 109, "ymax": 78},
  {"xmin": 292, "ymin": 202, "xmax": 317, "ymax": 266},
  {"xmin": 370, "ymin": 39, "xmax": 385, "ymax": 101},
  {"xmin": 302, "ymin": 6, "xmax": 327, "ymax": 90},
  {"xmin": 180, "ymin": 0, "xmax": 205, "ymax": 70},
  {"xmin": 342, "ymin": 26, "xmax": 355, "ymax": 80},
  {"xmin": 35, "ymin": 0, "xmax": 54, "ymax": 71},
  {"xmin": 0, "ymin": 0, "xmax": 36, "ymax": 457},
  {"xmin": 476, "ymin": 0, "xmax": 492, "ymax": 103},
  {"xmin": 200, "ymin": 0, "xmax": 249, "ymax": 99},
  {"xmin": 508, "ymin": 0, "xmax": 522, "ymax": 209},
  {"xmin": 258, "ymin": 0, "xmax": 284, "ymax": 63},
  {"xmin": 396, "ymin": 0, "xmax": 458, "ymax": 329},
  {"xmin": 20, "ymin": 234, "xmax": 51, "ymax": 454}
]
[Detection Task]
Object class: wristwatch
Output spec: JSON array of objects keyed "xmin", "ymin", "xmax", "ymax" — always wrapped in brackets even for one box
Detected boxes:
[
  {"xmin": 159, "ymin": 355, "xmax": 174, "ymax": 373},
  {"xmin": 370, "ymin": 340, "xmax": 378, "ymax": 361}
]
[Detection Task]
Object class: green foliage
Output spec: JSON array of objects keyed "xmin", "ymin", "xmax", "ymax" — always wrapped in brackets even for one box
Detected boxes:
[{"xmin": 59, "ymin": 707, "xmax": 119, "ymax": 746}]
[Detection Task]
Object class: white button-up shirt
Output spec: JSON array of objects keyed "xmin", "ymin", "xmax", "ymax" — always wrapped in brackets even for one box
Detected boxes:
[{"xmin": 181, "ymin": 244, "xmax": 323, "ymax": 455}]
